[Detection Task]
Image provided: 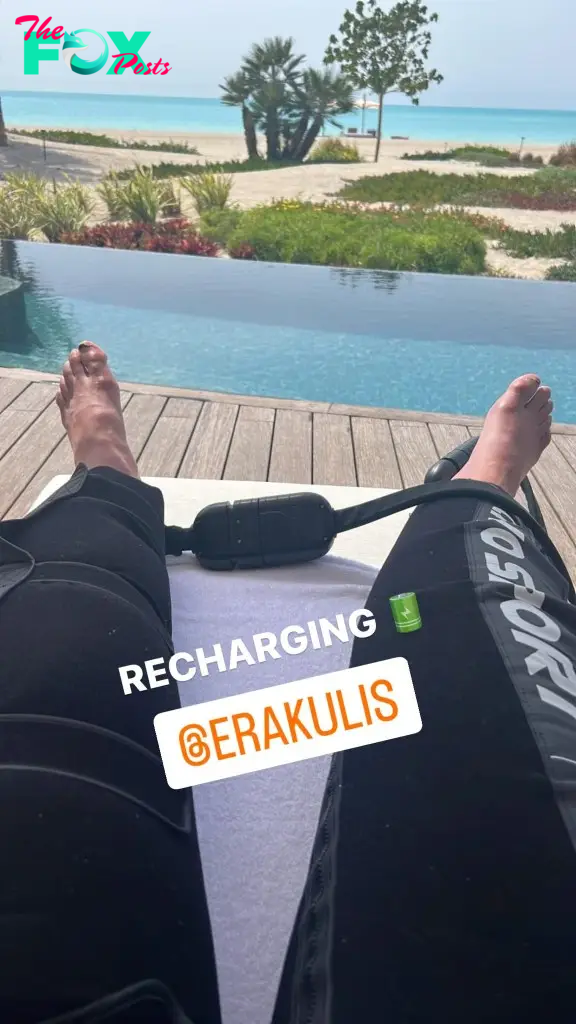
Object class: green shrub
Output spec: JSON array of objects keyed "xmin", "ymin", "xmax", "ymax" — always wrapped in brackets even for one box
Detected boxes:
[
  {"xmin": 4, "ymin": 169, "xmax": 48, "ymax": 204},
  {"xmin": 308, "ymin": 138, "xmax": 362, "ymax": 163},
  {"xmin": 199, "ymin": 208, "xmax": 242, "ymax": 243},
  {"xmin": 450, "ymin": 146, "xmax": 516, "ymax": 164},
  {"xmin": 268, "ymin": 199, "xmax": 506, "ymax": 236},
  {"xmin": 546, "ymin": 261, "xmax": 576, "ymax": 281},
  {"xmin": 98, "ymin": 166, "xmax": 180, "ymax": 223},
  {"xmin": 97, "ymin": 172, "xmax": 126, "ymax": 221},
  {"xmin": 535, "ymin": 166, "xmax": 576, "ymax": 188},
  {"xmin": 338, "ymin": 169, "xmax": 576, "ymax": 209},
  {"xmin": 180, "ymin": 171, "xmax": 233, "ymax": 214},
  {"xmin": 31, "ymin": 177, "xmax": 94, "ymax": 242},
  {"xmin": 115, "ymin": 157, "xmax": 295, "ymax": 181},
  {"xmin": 500, "ymin": 224, "xmax": 576, "ymax": 259},
  {"xmin": 550, "ymin": 142, "xmax": 576, "ymax": 167},
  {"xmin": 480, "ymin": 153, "xmax": 516, "ymax": 168},
  {"xmin": 402, "ymin": 145, "xmax": 543, "ymax": 169},
  {"xmin": 402, "ymin": 145, "xmax": 523, "ymax": 165},
  {"xmin": 0, "ymin": 173, "xmax": 46, "ymax": 239},
  {"xmin": 0, "ymin": 172, "xmax": 92, "ymax": 242},
  {"xmin": 226, "ymin": 203, "xmax": 486, "ymax": 274},
  {"xmin": 11, "ymin": 128, "xmax": 199, "ymax": 154}
]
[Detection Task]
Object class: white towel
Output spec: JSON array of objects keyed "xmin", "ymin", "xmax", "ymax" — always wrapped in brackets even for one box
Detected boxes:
[{"xmin": 168, "ymin": 553, "xmax": 379, "ymax": 1024}]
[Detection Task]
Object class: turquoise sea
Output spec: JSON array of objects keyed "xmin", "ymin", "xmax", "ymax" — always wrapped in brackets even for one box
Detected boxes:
[{"xmin": 3, "ymin": 91, "xmax": 576, "ymax": 144}]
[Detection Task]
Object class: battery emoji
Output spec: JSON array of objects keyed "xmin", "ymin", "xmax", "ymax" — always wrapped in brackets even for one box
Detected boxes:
[{"xmin": 389, "ymin": 592, "xmax": 422, "ymax": 633}]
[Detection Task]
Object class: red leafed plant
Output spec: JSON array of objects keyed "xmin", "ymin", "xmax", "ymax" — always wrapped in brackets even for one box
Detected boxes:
[
  {"xmin": 495, "ymin": 191, "xmax": 576, "ymax": 211},
  {"xmin": 60, "ymin": 219, "xmax": 219, "ymax": 256}
]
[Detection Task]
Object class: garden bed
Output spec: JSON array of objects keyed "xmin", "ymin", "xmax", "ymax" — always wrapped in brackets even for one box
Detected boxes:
[{"xmin": 338, "ymin": 169, "xmax": 576, "ymax": 211}]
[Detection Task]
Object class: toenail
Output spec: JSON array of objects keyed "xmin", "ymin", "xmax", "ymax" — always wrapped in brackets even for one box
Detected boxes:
[{"xmin": 79, "ymin": 342, "xmax": 90, "ymax": 350}]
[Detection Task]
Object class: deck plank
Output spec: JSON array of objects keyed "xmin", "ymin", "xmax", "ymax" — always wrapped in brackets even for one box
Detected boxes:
[
  {"xmin": 6, "ymin": 391, "xmax": 132, "ymax": 519},
  {"xmin": 390, "ymin": 421, "xmax": 437, "ymax": 488},
  {"xmin": 528, "ymin": 475, "xmax": 576, "ymax": 579},
  {"xmin": 0, "ymin": 377, "xmax": 32, "ymax": 414},
  {"xmin": 0, "ymin": 409, "xmax": 51, "ymax": 465},
  {"xmin": 123, "ymin": 393, "xmax": 167, "ymax": 461},
  {"xmin": 531, "ymin": 441, "xmax": 576, "ymax": 545},
  {"xmin": 269, "ymin": 410, "xmax": 312, "ymax": 484},
  {"xmin": 551, "ymin": 434, "xmax": 576, "ymax": 476},
  {"xmin": 0, "ymin": 401, "xmax": 65, "ymax": 518},
  {"xmin": 224, "ymin": 406, "xmax": 275, "ymax": 481},
  {"xmin": 351, "ymin": 417, "xmax": 402, "ymax": 489},
  {"xmin": 8, "ymin": 381, "xmax": 58, "ymax": 411},
  {"xmin": 0, "ymin": 381, "xmax": 59, "ymax": 467},
  {"xmin": 313, "ymin": 414, "xmax": 356, "ymax": 486},
  {"xmin": 138, "ymin": 397, "xmax": 202, "ymax": 477},
  {"xmin": 179, "ymin": 402, "xmax": 238, "ymax": 480},
  {"xmin": 429, "ymin": 422, "xmax": 473, "ymax": 458}
]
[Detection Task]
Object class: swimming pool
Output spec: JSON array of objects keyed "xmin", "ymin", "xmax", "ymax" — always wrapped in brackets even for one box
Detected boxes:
[{"xmin": 1, "ymin": 240, "xmax": 576, "ymax": 422}]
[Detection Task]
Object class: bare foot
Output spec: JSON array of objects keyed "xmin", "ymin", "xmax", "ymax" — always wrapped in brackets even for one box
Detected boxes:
[
  {"xmin": 56, "ymin": 342, "xmax": 139, "ymax": 478},
  {"xmin": 454, "ymin": 374, "xmax": 553, "ymax": 497}
]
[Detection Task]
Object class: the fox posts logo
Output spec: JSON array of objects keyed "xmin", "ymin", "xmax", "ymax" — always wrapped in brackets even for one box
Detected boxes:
[{"xmin": 15, "ymin": 16, "xmax": 172, "ymax": 76}]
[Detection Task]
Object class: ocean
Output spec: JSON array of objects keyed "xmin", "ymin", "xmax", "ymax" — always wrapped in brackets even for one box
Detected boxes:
[{"xmin": 3, "ymin": 90, "xmax": 576, "ymax": 144}]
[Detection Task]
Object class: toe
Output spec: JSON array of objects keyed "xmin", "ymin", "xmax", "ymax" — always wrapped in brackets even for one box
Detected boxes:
[
  {"xmin": 58, "ymin": 374, "xmax": 70, "ymax": 405},
  {"xmin": 539, "ymin": 398, "xmax": 554, "ymax": 423},
  {"xmin": 536, "ymin": 386, "xmax": 552, "ymax": 409},
  {"xmin": 79, "ymin": 341, "xmax": 108, "ymax": 377},
  {"xmin": 540, "ymin": 421, "xmax": 552, "ymax": 448},
  {"xmin": 62, "ymin": 360, "xmax": 74, "ymax": 391},
  {"xmin": 500, "ymin": 374, "xmax": 541, "ymax": 410},
  {"xmin": 514, "ymin": 374, "xmax": 541, "ymax": 402},
  {"xmin": 69, "ymin": 348, "xmax": 87, "ymax": 377}
]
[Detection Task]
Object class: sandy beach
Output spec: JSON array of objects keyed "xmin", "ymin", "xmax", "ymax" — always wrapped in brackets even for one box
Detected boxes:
[{"xmin": 2, "ymin": 129, "xmax": 574, "ymax": 279}]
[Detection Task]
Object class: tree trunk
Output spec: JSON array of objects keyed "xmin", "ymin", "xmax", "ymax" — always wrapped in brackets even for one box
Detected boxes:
[
  {"xmin": 265, "ymin": 115, "xmax": 281, "ymax": 162},
  {"xmin": 374, "ymin": 92, "xmax": 384, "ymax": 163},
  {"xmin": 297, "ymin": 116, "xmax": 323, "ymax": 162},
  {"xmin": 242, "ymin": 105, "xmax": 259, "ymax": 160},
  {"xmin": 0, "ymin": 98, "xmax": 8, "ymax": 147},
  {"xmin": 285, "ymin": 114, "xmax": 310, "ymax": 160}
]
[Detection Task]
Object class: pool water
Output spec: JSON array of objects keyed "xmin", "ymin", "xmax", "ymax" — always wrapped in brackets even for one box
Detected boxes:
[{"xmin": 2, "ymin": 240, "xmax": 576, "ymax": 422}]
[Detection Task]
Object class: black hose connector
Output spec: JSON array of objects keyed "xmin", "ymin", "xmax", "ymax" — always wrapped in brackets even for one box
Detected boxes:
[
  {"xmin": 424, "ymin": 436, "xmax": 479, "ymax": 483},
  {"xmin": 425, "ymin": 435, "xmax": 546, "ymax": 531}
]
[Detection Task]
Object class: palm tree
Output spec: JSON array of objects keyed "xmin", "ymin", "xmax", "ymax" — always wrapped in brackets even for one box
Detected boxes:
[
  {"xmin": 242, "ymin": 36, "xmax": 305, "ymax": 92},
  {"xmin": 286, "ymin": 68, "xmax": 356, "ymax": 161},
  {"xmin": 247, "ymin": 80, "xmax": 295, "ymax": 162},
  {"xmin": 0, "ymin": 98, "xmax": 8, "ymax": 147},
  {"xmin": 240, "ymin": 37, "xmax": 305, "ymax": 162},
  {"xmin": 220, "ymin": 72, "xmax": 259, "ymax": 160}
]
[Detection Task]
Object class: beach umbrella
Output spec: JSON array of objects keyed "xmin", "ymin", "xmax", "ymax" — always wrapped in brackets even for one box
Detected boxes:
[
  {"xmin": 354, "ymin": 94, "xmax": 379, "ymax": 133},
  {"xmin": 353, "ymin": 96, "xmax": 380, "ymax": 108}
]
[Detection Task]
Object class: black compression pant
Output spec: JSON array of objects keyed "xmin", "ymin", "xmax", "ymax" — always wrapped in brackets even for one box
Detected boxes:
[
  {"xmin": 0, "ymin": 467, "xmax": 221, "ymax": 1024},
  {"xmin": 273, "ymin": 495, "xmax": 576, "ymax": 1024}
]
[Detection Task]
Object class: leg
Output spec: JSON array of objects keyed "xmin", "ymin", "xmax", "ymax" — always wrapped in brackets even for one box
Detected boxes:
[
  {"xmin": 274, "ymin": 376, "xmax": 576, "ymax": 1023},
  {"xmin": 0, "ymin": 345, "xmax": 220, "ymax": 1024}
]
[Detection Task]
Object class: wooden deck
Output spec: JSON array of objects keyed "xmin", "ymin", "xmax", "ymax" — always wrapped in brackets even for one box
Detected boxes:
[{"xmin": 2, "ymin": 366, "xmax": 576, "ymax": 579}]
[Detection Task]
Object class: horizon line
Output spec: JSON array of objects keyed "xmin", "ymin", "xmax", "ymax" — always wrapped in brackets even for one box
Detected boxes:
[{"xmin": 2, "ymin": 89, "xmax": 576, "ymax": 115}]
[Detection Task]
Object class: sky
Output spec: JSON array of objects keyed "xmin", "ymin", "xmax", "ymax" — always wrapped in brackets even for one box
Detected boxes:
[{"xmin": 0, "ymin": 0, "xmax": 574, "ymax": 110}]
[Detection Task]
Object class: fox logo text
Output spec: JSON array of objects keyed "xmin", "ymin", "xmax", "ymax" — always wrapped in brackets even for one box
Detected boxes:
[{"xmin": 15, "ymin": 16, "xmax": 172, "ymax": 76}]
